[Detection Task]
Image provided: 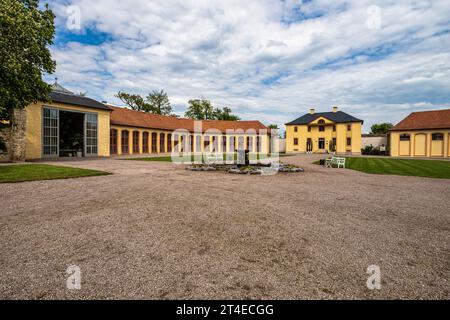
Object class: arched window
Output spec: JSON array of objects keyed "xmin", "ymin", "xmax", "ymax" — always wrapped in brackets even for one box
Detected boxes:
[
  {"xmin": 318, "ymin": 119, "xmax": 325, "ymax": 124},
  {"xmin": 294, "ymin": 126, "xmax": 298, "ymax": 132},
  {"xmin": 247, "ymin": 137, "xmax": 253, "ymax": 152},
  {"xmin": 151, "ymin": 132, "xmax": 157, "ymax": 153},
  {"xmin": 204, "ymin": 136, "xmax": 210, "ymax": 151},
  {"xmin": 238, "ymin": 137, "xmax": 244, "ymax": 150},
  {"xmin": 121, "ymin": 130, "xmax": 129, "ymax": 154},
  {"xmin": 229, "ymin": 136, "xmax": 235, "ymax": 153},
  {"xmin": 195, "ymin": 135, "xmax": 201, "ymax": 152},
  {"xmin": 222, "ymin": 136, "xmax": 227, "ymax": 152},
  {"xmin": 432, "ymin": 133, "xmax": 444, "ymax": 141},
  {"xmin": 160, "ymin": 133, "xmax": 166, "ymax": 153},
  {"xmin": 400, "ymin": 134, "xmax": 411, "ymax": 141},
  {"xmin": 167, "ymin": 134, "xmax": 172, "ymax": 152},
  {"xmin": 132, "ymin": 131, "xmax": 140, "ymax": 153},
  {"xmin": 110, "ymin": 129, "xmax": 118, "ymax": 154},
  {"xmin": 174, "ymin": 134, "xmax": 179, "ymax": 152},
  {"xmin": 142, "ymin": 132, "xmax": 149, "ymax": 153}
]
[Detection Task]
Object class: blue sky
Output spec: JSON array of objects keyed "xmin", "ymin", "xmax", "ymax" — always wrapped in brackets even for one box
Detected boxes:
[{"xmin": 45, "ymin": 0, "xmax": 450, "ymax": 132}]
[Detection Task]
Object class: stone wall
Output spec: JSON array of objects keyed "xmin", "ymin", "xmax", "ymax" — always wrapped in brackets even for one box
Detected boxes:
[
  {"xmin": 0, "ymin": 109, "xmax": 27, "ymax": 163},
  {"xmin": 0, "ymin": 125, "xmax": 12, "ymax": 162}
]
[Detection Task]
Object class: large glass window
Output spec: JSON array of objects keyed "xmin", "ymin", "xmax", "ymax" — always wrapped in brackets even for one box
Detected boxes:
[
  {"xmin": 42, "ymin": 108, "xmax": 59, "ymax": 156},
  {"xmin": 85, "ymin": 113, "xmax": 98, "ymax": 155},
  {"xmin": 121, "ymin": 130, "xmax": 129, "ymax": 154}
]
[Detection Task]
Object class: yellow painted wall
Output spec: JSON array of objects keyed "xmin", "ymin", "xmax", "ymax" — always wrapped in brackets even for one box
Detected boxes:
[
  {"xmin": 25, "ymin": 102, "xmax": 111, "ymax": 160},
  {"xmin": 286, "ymin": 118, "xmax": 362, "ymax": 155},
  {"xmin": 390, "ymin": 130, "xmax": 450, "ymax": 158}
]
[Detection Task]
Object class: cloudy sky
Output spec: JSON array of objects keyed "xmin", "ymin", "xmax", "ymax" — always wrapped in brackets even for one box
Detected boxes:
[{"xmin": 45, "ymin": 0, "xmax": 450, "ymax": 132}]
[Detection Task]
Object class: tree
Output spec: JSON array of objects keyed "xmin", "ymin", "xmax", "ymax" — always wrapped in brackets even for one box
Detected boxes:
[
  {"xmin": 116, "ymin": 90, "xmax": 173, "ymax": 115},
  {"xmin": 0, "ymin": 0, "xmax": 55, "ymax": 160},
  {"xmin": 213, "ymin": 107, "xmax": 240, "ymax": 121},
  {"xmin": 185, "ymin": 99, "xmax": 240, "ymax": 120},
  {"xmin": 370, "ymin": 123, "xmax": 393, "ymax": 134},
  {"xmin": 268, "ymin": 124, "xmax": 279, "ymax": 129},
  {"xmin": 146, "ymin": 90, "xmax": 173, "ymax": 115},
  {"xmin": 0, "ymin": 0, "xmax": 56, "ymax": 117}
]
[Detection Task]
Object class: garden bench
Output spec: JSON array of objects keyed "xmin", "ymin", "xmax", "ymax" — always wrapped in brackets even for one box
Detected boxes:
[{"xmin": 325, "ymin": 156, "xmax": 346, "ymax": 168}]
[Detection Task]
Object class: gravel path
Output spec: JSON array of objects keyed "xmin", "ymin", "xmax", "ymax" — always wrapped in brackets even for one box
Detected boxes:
[{"xmin": 0, "ymin": 155, "xmax": 449, "ymax": 299}]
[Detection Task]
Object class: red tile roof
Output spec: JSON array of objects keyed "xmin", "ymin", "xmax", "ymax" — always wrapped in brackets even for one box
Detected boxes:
[
  {"xmin": 390, "ymin": 109, "xmax": 450, "ymax": 131},
  {"xmin": 109, "ymin": 106, "xmax": 269, "ymax": 134}
]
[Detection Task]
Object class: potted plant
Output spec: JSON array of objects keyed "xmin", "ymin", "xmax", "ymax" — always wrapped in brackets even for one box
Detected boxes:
[{"xmin": 71, "ymin": 133, "xmax": 83, "ymax": 157}]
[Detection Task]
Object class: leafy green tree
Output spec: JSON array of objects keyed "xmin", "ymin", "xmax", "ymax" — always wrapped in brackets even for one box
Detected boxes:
[
  {"xmin": 185, "ymin": 99, "xmax": 240, "ymax": 120},
  {"xmin": 268, "ymin": 124, "xmax": 279, "ymax": 129},
  {"xmin": 0, "ymin": 0, "xmax": 55, "ymax": 155},
  {"xmin": 116, "ymin": 90, "xmax": 173, "ymax": 115},
  {"xmin": 213, "ymin": 107, "xmax": 240, "ymax": 121},
  {"xmin": 146, "ymin": 90, "xmax": 173, "ymax": 115},
  {"xmin": 370, "ymin": 123, "xmax": 393, "ymax": 134},
  {"xmin": 116, "ymin": 91, "xmax": 151, "ymax": 112},
  {"xmin": 185, "ymin": 99, "xmax": 215, "ymax": 120}
]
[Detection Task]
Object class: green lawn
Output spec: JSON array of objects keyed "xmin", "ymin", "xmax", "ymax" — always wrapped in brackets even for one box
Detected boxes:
[
  {"xmin": 344, "ymin": 157, "xmax": 450, "ymax": 179},
  {"xmin": 0, "ymin": 164, "xmax": 110, "ymax": 183},
  {"xmin": 123, "ymin": 153, "xmax": 292, "ymax": 162}
]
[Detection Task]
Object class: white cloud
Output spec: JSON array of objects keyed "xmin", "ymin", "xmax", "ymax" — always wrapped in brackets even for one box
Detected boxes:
[{"xmin": 47, "ymin": 0, "xmax": 450, "ymax": 132}]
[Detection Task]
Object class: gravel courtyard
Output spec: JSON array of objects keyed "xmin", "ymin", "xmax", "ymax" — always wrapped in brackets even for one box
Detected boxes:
[{"xmin": 0, "ymin": 155, "xmax": 449, "ymax": 299}]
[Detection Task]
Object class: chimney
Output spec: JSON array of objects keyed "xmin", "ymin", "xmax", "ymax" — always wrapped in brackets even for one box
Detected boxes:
[
  {"xmin": 332, "ymin": 106, "xmax": 338, "ymax": 113},
  {"xmin": 309, "ymin": 108, "xmax": 315, "ymax": 114}
]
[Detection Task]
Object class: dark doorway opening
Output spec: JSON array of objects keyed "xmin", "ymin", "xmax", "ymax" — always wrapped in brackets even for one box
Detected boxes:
[{"xmin": 59, "ymin": 111, "xmax": 84, "ymax": 157}]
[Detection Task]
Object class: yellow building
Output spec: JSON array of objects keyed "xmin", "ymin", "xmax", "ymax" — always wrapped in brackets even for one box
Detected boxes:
[
  {"xmin": 389, "ymin": 109, "xmax": 450, "ymax": 158},
  {"xmin": 285, "ymin": 107, "xmax": 363, "ymax": 155},
  {"xmin": 18, "ymin": 83, "xmax": 271, "ymax": 161}
]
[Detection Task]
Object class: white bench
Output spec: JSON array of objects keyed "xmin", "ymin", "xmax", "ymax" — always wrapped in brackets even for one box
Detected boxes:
[{"xmin": 325, "ymin": 156, "xmax": 346, "ymax": 168}]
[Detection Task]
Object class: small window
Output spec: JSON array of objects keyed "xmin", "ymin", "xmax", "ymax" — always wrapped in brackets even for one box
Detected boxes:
[
  {"xmin": 319, "ymin": 126, "xmax": 325, "ymax": 132},
  {"xmin": 318, "ymin": 119, "xmax": 325, "ymax": 124},
  {"xmin": 432, "ymin": 133, "xmax": 444, "ymax": 141},
  {"xmin": 400, "ymin": 134, "xmax": 410, "ymax": 141},
  {"xmin": 347, "ymin": 125, "xmax": 351, "ymax": 131},
  {"xmin": 294, "ymin": 126, "xmax": 298, "ymax": 132},
  {"xmin": 308, "ymin": 126, "xmax": 311, "ymax": 132},
  {"xmin": 333, "ymin": 125, "xmax": 336, "ymax": 132},
  {"xmin": 347, "ymin": 138, "xmax": 352, "ymax": 146},
  {"xmin": 293, "ymin": 138, "xmax": 298, "ymax": 145}
]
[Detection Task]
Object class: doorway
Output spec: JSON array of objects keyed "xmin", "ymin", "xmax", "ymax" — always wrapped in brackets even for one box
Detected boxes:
[
  {"xmin": 318, "ymin": 138, "xmax": 325, "ymax": 150},
  {"xmin": 42, "ymin": 107, "xmax": 98, "ymax": 158}
]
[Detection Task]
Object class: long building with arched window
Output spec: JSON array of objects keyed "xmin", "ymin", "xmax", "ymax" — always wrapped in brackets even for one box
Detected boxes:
[
  {"xmin": 8, "ymin": 83, "xmax": 272, "ymax": 161},
  {"xmin": 389, "ymin": 109, "xmax": 450, "ymax": 158}
]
